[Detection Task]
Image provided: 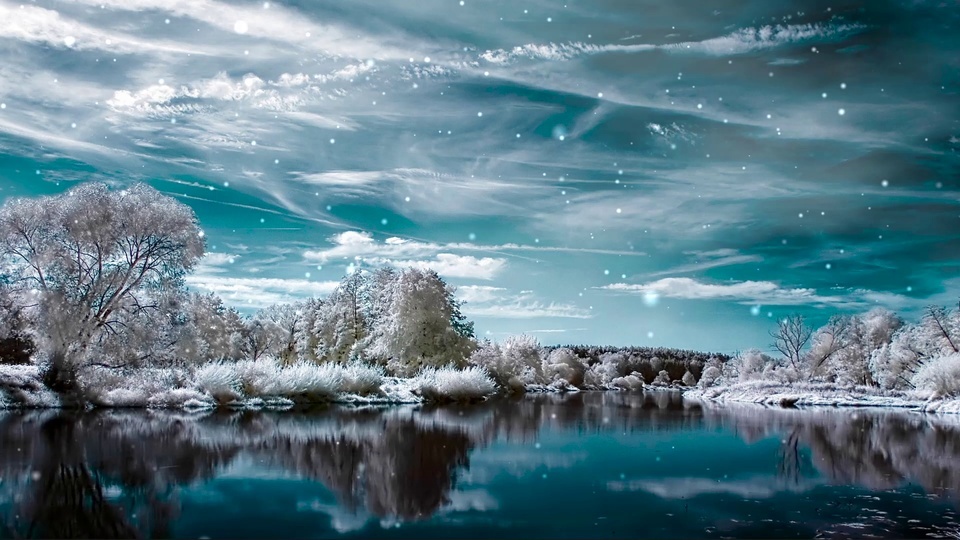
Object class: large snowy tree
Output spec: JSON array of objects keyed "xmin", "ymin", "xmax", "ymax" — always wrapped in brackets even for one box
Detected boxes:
[
  {"xmin": 364, "ymin": 268, "xmax": 476, "ymax": 375},
  {"xmin": 0, "ymin": 183, "xmax": 204, "ymax": 395}
]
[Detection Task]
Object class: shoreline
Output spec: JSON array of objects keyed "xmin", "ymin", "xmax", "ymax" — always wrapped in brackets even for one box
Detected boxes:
[{"xmin": 685, "ymin": 382, "xmax": 960, "ymax": 415}]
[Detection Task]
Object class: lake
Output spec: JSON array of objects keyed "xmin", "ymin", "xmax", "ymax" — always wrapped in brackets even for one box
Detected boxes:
[{"xmin": 0, "ymin": 392, "xmax": 958, "ymax": 539}]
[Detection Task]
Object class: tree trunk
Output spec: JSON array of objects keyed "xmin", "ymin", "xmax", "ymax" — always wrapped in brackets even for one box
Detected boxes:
[{"xmin": 40, "ymin": 349, "xmax": 82, "ymax": 406}]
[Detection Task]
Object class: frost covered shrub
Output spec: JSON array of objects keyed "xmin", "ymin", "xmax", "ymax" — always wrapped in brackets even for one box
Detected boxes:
[
  {"xmin": 542, "ymin": 347, "xmax": 586, "ymax": 387},
  {"xmin": 414, "ymin": 366, "xmax": 496, "ymax": 402},
  {"xmin": 724, "ymin": 349, "xmax": 774, "ymax": 383},
  {"xmin": 652, "ymin": 370, "xmax": 671, "ymax": 386},
  {"xmin": 911, "ymin": 354, "xmax": 960, "ymax": 398},
  {"xmin": 0, "ymin": 364, "xmax": 59, "ymax": 407},
  {"xmin": 502, "ymin": 334, "xmax": 545, "ymax": 384},
  {"xmin": 610, "ymin": 374, "xmax": 643, "ymax": 390},
  {"xmin": 339, "ymin": 361, "xmax": 385, "ymax": 395},
  {"xmin": 80, "ymin": 366, "xmax": 192, "ymax": 407},
  {"xmin": 699, "ymin": 365, "xmax": 721, "ymax": 388},
  {"xmin": 468, "ymin": 336, "xmax": 543, "ymax": 389},
  {"xmin": 233, "ymin": 358, "xmax": 282, "ymax": 396},
  {"xmin": 272, "ymin": 361, "xmax": 343, "ymax": 401},
  {"xmin": 762, "ymin": 364, "xmax": 801, "ymax": 384},
  {"xmin": 681, "ymin": 371, "xmax": 696, "ymax": 387},
  {"xmin": 193, "ymin": 361, "xmax": 242, "ymax": 403}
]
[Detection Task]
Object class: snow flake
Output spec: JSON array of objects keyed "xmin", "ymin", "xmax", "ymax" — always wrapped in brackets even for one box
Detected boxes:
[{"xmin": 234, "ymin": 20, "xmax": 249, "ymax": 34}]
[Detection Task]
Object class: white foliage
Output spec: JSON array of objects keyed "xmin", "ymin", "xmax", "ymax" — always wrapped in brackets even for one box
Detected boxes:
[
  {"xmin": 0, "ymin": 183, "xmax": 205, "ymax": 387},
  {"xmin": 339, "ymin": 361, "xmax": 385, "ymax": 396},
  {"xmin": 233, "ymin": 358, "xmax": 282, "ymax": 396},
  {"xmin": 368, "ymin": 269, "xmax": 476, "ymax": 376},
  {"xmin": 911, "ymin": 354, "xmax": 960, "ymax": 399},
  {"xmin": 699, "ymin": 365, "xmax": 722, "ymax": 388},
  {"xmin": 542, "ymin": 347, "xmax": 586, "ymax": 387},
  {"xmin": 652, "ymin": 369, "xmax": 671, "ymax": 386},
  {"xmin": 467, "ymin": 335, "xmax": 543, "ymax": 388},
  {"xmin": 193, "ymin": 361, "xmax": 241, "ymax": 403},
  {"xmin": 611, "ymin": 374, "xmax": 644, "ymax": 390},
  {"xmin": 681, "ymin": 371, "xmax": 697, "ymax": 387},
  {"xmin": 726, "ymin": 349, "xmax": 774, "ymax": 382},
  {"xmin": 271, "ymin": 361, "xmax": 343, "ymax": 400},
  {"xmin": 413, "ymin": 366, "xmax": 496, "ymax": 402}
]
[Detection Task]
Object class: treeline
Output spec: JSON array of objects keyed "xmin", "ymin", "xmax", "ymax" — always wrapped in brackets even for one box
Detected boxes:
[
  {"xmin": 708, "ymin": 305, "xmax": 960, "ymax": 399},
  {"xmin": 547, "ymin": 345, "xmax": 732, "ymax": 384}
]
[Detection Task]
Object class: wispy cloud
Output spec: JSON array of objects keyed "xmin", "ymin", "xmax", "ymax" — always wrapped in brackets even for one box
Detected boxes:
[
  {"xmin": 645, "ymin": 249, "xmax": 762, "ymax": 278},
  {"xmin": 304, "ymin": 231, "xmax": 646, "ymax": 264},
  {"xmin": 0, "ymin": 3, "xmax": 204, "ymax": 54},
  {"xmin": 479, "ymin": 23, "xmax": 865, "ymax": 64}
]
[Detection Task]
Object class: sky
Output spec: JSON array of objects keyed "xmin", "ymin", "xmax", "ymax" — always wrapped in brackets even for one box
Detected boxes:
[{"xmin": 0, "ymin": 0, "xmax": 958, "ymax": 353}]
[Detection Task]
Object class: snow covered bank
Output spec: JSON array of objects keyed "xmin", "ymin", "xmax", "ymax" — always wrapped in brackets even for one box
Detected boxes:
[
  {"xmin": 0, "ymin": 361, "xmax": 497, "ymax": 410},
  {"xmin": 688, "ymin": 380, "xmax": 960, "ymax": 414}
]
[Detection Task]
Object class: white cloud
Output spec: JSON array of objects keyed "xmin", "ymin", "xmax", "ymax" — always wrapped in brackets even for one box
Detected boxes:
[
  {"xmin": 453, "ymin": 286, "xmax": 591, "ymax": 319},
  {"xmin": 599, "ymin": 278, "xmax": 917, "ymax": 310},
  {"xmin": 186, "ymin": 275, "xmax": 338, "ymax": 309},
  {"xmin": 456, "ymin": 285, "xmax": 507, "ymax": 304},
  {"xmin": 463, "ymin": 300, "xmax": 592, "ymax": 320},
  {"xmin": 600, "ymin": 278, "xmax": 827, "ymax": 306},
  {"xmin": 193, "ymin": 252, "xmax": 240, "ymax": 274},
  {"xmin": 376, "ymin": 254, "xmax": 506, "ymax": 280}
]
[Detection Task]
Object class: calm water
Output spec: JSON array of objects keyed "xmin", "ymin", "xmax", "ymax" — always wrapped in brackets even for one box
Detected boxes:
[{"xmin": 1, "ymin": 392, "xmax": 959, "ymax": 539}]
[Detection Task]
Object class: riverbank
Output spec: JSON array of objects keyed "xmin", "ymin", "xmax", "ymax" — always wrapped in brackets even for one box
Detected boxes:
[
  {"xmin": 686, "ymin": 380, "xmax": 960, "ymax": 414},
  {"xmin": 0, "ymin": 362, "xmax": 501, "ymax": 410}
]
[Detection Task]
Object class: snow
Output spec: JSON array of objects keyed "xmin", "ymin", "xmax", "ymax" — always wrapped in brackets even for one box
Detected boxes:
[{"xmin": 688, "ymin": 380, "xmax": 960, "ymax": 414}]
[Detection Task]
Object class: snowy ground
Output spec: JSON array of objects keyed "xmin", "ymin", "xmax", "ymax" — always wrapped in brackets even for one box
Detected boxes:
[{"xmin": 688, "ymin": 380, "xmax": 960, "ymax": 415}]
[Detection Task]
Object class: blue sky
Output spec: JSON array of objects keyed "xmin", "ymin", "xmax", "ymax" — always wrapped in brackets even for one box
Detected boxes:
[{"xmin": 0, "ymin": 0, "xmax": 958, "ymax": 353}]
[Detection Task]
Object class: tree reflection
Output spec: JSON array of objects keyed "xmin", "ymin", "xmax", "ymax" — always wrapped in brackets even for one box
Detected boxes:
[{"xmin": 0, "ymin": 393, "xmax": 959, "ymax": 539}]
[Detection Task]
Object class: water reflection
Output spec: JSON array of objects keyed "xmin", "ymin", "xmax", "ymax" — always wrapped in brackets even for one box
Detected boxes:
[{"xmin": 0, "ymin": 393, "xmax": 958, "ymax": 538}]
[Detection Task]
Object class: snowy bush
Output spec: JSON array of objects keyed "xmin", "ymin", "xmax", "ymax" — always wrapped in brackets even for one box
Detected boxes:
[
  {"xmin": 271, "ymin": 361, "xmax": 343, "ymax": 401},
  {"xmin": 468, "ymin": 336, "xmax": 543, "ymax": 389},
  {"xmin": 610, "ymin": 374, "xmax": 643, "ymax": 391},
  {"xmin": 699, "ymin": 366, "xmax": 721, "ymax": 388},
  {"xmin": 724, "ymin": 349, "xmax": 774, "ymax": 383},
  {"xmin": 681, "ymin": 371, "xmax": 696, "ymax": 387},
  {"xmin": 414, "ymin": 366, "xmax": 496, "ymax": 402},
  {"xmin": 652, "ymin": 370, "xmax": 671, "ymax": 386},
  {"xmin": 542, "ymin": 347, "xmax": 586, "ymax": 387},
  {"xmin": 193, "ymin": 361, "xmax": 242, "ymax": 403},
  {"xmin": 0, "ymin": 364, "xmax": 59, "ymax": 407},
  {"xmin": 339, "ymin": 361, "xmax": 385, "ymax": 395},
  {"xmin": 233, "ymin": 358, "xmax": 282, "ymax": 396},
  {"xmin": 911, "ymin": 354, "xmax": 960, "ymax": 399}
]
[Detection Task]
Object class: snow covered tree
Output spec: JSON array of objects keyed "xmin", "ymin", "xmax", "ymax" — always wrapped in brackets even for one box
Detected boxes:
[
  {"xmin": 770, "ymin": 315, "xmax": 812, "ymax": 370},
  {"xmin": 0, "ymin": 183, "xmax": 204, "ymax": 396},
  {"xmin": 364, "ymin": 268, "xmax": 476, "ymax": 376},
  {"xmin": 312, "ymin": 271, "xmax": 368, "ymax": 364},
  {"xmin": 246, "ymin": 302, "xmax": 302, "ymax": 363},
  {"xmin": 805, "ymin": 315, "xmax": 852, "ymax": 379},
  {"xmin": 174, "ymin": 292, "xmax": 245, "ymax": 364}
]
